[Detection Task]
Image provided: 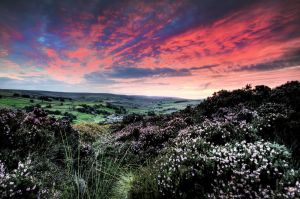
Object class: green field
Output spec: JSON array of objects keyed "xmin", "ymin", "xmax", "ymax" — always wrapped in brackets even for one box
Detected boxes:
[{"xmin": 0, "ymin": 89, "xmax": 201, "ymax": 123}]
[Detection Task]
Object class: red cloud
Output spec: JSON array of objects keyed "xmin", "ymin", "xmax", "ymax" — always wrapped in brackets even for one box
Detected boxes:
[
  {"xmin": 151, "ymin": 1, "xmax": 300, "ymax": 71},
  {"xmin": 1, "ymin": 0, "xmax": 299, "ymax": 98}
]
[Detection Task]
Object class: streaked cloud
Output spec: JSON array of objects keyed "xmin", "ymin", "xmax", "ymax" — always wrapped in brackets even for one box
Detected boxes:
[{"xmin": 0, "ymin": 0, "xmax": 300, "ymax": 98}]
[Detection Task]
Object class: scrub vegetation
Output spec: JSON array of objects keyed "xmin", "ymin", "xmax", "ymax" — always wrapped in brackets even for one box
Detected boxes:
[{"xmin": 0, "ymin": 81, "xmax": 300, "ymax": 198}]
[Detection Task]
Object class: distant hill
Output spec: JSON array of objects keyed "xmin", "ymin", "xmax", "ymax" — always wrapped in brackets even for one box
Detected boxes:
[{"xmin": 0, "ymin": 88, "xmax": 201, "ymax": 123}]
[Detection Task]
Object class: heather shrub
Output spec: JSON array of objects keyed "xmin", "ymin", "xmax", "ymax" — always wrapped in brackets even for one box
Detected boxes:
[
  {"xmin": 0, "ymin": 157, "xmax": 39, "ymax": 199},
  {"xmin": 208, "ymin": 141, "xmax": 300, "ymax": 198},
  {"xmin": 157, "ymin": 138, "xmax": 214, "ymax": 198},
  {"xmin": 254, "ymin": 103, "xmax": 300, "ymax": 160},
  {"xmin": 0, "ymin": 157, "xmax": 60, "ymax": 199},
  {"xmin": 156, "ymin": 140, "xmax": 300, "ymax": 199},
  {"xmin": 176, "ymin": 108, "xmax": 259, "ymax": 146},
  {"xmin": 270, "ymin": 81, "xmax": 300, "ymax": 111},
  {"xmin": 0, "ymin": 108, "xmax": 80, "ymax": 198},
  {"xmin": 122, "ymin": 114, "xmax": 144, "ymax": 125},
  {"xmin": 0, "ymin": 108, "xmax": 79, "ymax": 169},
  {"xmin": 115, "ymin": 116, "xmax": 188, "ymax": 162}
]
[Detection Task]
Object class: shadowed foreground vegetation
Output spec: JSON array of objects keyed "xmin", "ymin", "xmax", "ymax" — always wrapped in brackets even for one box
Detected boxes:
[{"xmin": 0, "ymin": 81, "xmax": 300, "ymax": 198}]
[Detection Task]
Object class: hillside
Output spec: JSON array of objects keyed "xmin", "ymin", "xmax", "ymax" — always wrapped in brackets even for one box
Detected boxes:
[
  {"xmin": 0, "ymin": 81, "xmax": 299, "ymax": 198},
  {"xmin": 0, "ymin": 89, "xmax": 200, "ymax": 123}
]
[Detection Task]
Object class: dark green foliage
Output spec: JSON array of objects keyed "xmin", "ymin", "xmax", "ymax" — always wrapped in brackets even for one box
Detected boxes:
[
  {"xmin": 13, "ymin": 93, "xmax": 20, "ymax": 97},
  {"xmin": 196, "ymin": 81, "xmax": 300, "ymax": 117},
  {"xmin": 106, "ymin": 102, "xmax": 127, "ymax": 114},
  {"xmin": 63, "ymin": 112, "xmax": 77, "ymax": 122},
  {"xmin": 46, "ymin": 109, "xmax": 62, "ymax": 115},
  {"xmin": 24, "ymin": 104, "xmax": 41, "ymax": 112},
  {"xmin": 21, "ymin": 94, "xmax": 31, "ymax": 98},
  {"xmin": 115, "ymin": 106, "xmax": 127, "ymax": 114},
  {"xmin": 77, "ymin": 104, "xmax": 110, "ymax": 115},
  {"xmin": 147, "ymin": 111, "xmax": 156, "ymax": 116},
  {"xmin": 38, "ymin": 96, "xmax": 52, "ymax": 102},
  {"xmin": 271, "ymin": 81, "xmax": 300, "ymax": 111}
]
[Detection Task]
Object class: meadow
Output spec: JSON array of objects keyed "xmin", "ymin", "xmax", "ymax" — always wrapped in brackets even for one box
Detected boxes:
[
  {"xmin": 0, "ymin": 89, "xmax": 200, "ymax": 124},
  {"xmin": 0, "ymin": 81, "xmax": 299, "ymax": 199}
]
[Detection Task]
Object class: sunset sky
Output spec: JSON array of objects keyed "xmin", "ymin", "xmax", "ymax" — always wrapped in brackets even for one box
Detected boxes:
[{"xmin": 0, "ymin": 0, "xmax": 300, "ymax": 99}]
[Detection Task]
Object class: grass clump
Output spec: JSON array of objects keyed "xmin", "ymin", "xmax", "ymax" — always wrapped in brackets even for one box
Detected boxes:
[{"xmin": 111, "ymin": 172, "xmax": 135, "ymax": 199}]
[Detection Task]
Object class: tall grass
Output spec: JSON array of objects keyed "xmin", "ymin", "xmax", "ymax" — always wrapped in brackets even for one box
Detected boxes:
[
  {"xmin": 59, "ymin": 130, "xmax": 129, "ymax": 199},
  {"xmin": 111, "ymin": 172, "xmax": 135, "ymax": 199}
]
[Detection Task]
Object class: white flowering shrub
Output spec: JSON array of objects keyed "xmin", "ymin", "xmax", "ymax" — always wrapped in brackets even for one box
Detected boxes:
[
  {"xmin": 157, "ymin": 138, "xmax": 214, "ymax": 198},
  {"xmin": 157, "ymin": 140, "xmax": 300, "ymax": 199},
  {"xmin": 252, "ymin": 103, "xmax": 288, "ymax": 135},
  {"xmin": 0, "ymin": 158, "xmax": 38, "ymax": 198},
  {"xmin": 209, "ymin": 141, "xmax": 300, "ymax": 198},
  {"xmin": 0, "ymin": 157, "xmax": 61, "ymax": 199},
  {"xmin": 176, "ymin": 118, "xmax": 258, "ymax": 146}
]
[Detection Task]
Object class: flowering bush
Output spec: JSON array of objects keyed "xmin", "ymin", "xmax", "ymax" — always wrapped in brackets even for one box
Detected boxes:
[
  {"xmin": 0, "ymin": 108, "xmax": 81, "ymax": 198},
  {"xmin": 115, "ymin": 116, "xmax": 188, "ymax": 161},
  {"xmin": 0, "ymin": 157, "xmax": 38, "ymax": 198},
  {"xmin": 209, "ymin": 141, "xmax": 300, "ymax": 198},
  {"xmin": 157, "ymin": 138, "xmax": 214, "ymax": 198},
  {"xmin": 175, "ymin": 106, "xmax": 260, "ymax": 146},
  {"xmin": 156, "ymin": 140, "xmax": 300, "ymax": 198},
  {"xmin": 0, "ymin": 157, "xmax": 62, "ymax": 199},
  {"xmin": 0, "ymin": 108, "xmax": 79, "ymax": 168}
]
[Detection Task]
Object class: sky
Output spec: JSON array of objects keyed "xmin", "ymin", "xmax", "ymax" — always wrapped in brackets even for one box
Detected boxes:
[{"xmin": 0, "ymin": 0, "xmax": 300, "ymax": 99}]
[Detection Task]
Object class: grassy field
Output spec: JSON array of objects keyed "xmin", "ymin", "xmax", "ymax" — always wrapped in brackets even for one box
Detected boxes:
[{"xmin": 0, "ymin": 89, "xmax": 201, "ymax": 123}]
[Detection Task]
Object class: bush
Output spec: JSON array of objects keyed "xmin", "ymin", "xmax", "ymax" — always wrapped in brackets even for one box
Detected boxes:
[
  {"xmin": 24, "ymin": 104, "xmax": 41, "ymax": 112},
  {"xmin": 39, "ymin": 96, "xmax": 52, "ymax": 102},
  {"xmin": 208, "ymin": 141, "xmax": 300, "ymax": 198},
  {"xmin": 156, "ymin": 140, "xmax": 300, "ymax": 199},
  {"xmin": 157, "ymin": 138, "xmax": 214, "ymax": 198},
  {"xmin": 73, "ymin": 123, "xmax": 109, "ymax": 143},
  {"xmin": 0, "ymin": 108, "xmax": 80, "ymax": 198},
  {"xmin": 0, "ymin": 108, "xmax": 79, "ymax": 166},
  {"xmin": 46, "ymin": 110, "xmax": 62, "ymax": 115},
  {"xmin": 63, "ymin": 112, "xmax": 77, "ymax": 122},
  {"xmin": 115, "ymin": 117, "xmax": 188, "ymax": 161},
  {"xmin": 21, "ymin": 94, "xmax": 31, "ymax": 98},
  {"xmin": 121, "ymin": 114, "xmax": 144, "ymax": 125},
  {"xmin": 0, "ymin": 157, "xmax": 38, "ymax": 199}
]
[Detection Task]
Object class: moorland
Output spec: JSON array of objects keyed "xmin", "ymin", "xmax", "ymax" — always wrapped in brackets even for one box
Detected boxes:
[{"xmin": 0, "ymin": 81, "xmax": 299, "ymax": 199}]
